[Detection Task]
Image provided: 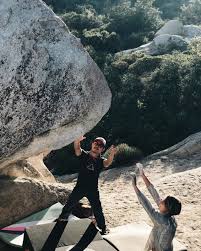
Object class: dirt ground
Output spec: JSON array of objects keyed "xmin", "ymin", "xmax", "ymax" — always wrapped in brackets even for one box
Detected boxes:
[{"xmin": 61, "ymin": 155, "xmax": 201, "ymax": 251}]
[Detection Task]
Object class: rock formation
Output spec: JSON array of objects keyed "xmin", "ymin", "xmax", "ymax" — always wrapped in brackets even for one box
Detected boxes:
[
  {"xmin": 0, "ymin": 0, "xmax": 111, "ymax": 227},
  {"xmin": 149, "ymin": 131, "xmax": 201, "ymax": 158},
  {"xmin": 116, "ymin": 19, "xmax": 201, "ymax": 56},
  {"xmin": 0, "ymin": 176, "xmax": 70, "ymax": 227},
  {"xmin": 155, "ymin": 20, "xmax": 184, "ymax": 36},
  {"xmin": 0, "ymin": 0, "xmax": 111, "ymax": 172}
]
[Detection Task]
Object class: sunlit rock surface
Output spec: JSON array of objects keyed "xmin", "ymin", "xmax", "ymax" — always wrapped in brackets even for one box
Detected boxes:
[{"xmin": 0, "ymin": 0, "xmax": 111, "ymax": 171}]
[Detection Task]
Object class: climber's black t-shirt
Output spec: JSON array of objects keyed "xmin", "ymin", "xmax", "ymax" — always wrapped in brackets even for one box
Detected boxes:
[{"xmin": 76, "ymin": 150, "xmax": 105, "ymax": 190}]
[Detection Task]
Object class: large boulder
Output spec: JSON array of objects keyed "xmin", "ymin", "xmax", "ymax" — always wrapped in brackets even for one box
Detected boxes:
[
  {"xmin": 115, "ymin": 34, "xmax": 187, "ymax": 56},
  {"xmin": 0, "ymin": 0, "xmax": 111, "ymax": 171},
  {"xmin": 149, "ymin": 131, "xmax": 201, "ymax": 158},
  {"xmin": 115, "ymin": 42, "xmax": 152, "ymax": 57},
  {"xmin": 115, "ymin": 20, "xmax": 201, "ymax": 57},
  {"xmin": 153, "ymin": 34, "xmax": 185, "ymax": 47},
  {"xmin": 0, "ymin": 177, "xmax": 70, "ymax": 227},
  {"xmin": 150, "ymin": 34, "xmax": 188, "ymax": 54},
  {"xmin": 184, "ymin": 25, "xmax": 201, "ymax": 39},
  {"xmin": 155, "ymin": 20, "xmax": 184, "ymax": 36}
]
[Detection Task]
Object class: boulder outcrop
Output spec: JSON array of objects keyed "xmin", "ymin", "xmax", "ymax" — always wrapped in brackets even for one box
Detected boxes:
[
  {"xmin": 0, "ymin": 0, "xmax": 111, "ymax": 171},
  {"xmin": 0, "ymin": 176, "xmax": 70, "ymax": 227},
  {"xmin": 149, "ymin": 131, "xmax": 201, "ymax": 158},
  {"xmin": 115, "ymin": 20, "xmax": 201, "ymax": 56}
]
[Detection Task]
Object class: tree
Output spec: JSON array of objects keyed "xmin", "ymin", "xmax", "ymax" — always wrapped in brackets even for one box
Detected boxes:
[
  {"xmin": 180, "ymin": 0, "xmax": 201, "ymax": 24},
  {"xmin": 44, "ymin": 0, "xmax": 83, "ymax": 12},
  {"xmin": 107, "ymin": 0, "xmax": 162, "ymax": 49},
  {"xmin": 154, "ymin": 0, "xmax": 188, "ymax": 19},
  {"xmin": 61, "ymin": 7, "xmax": 103, "ymax": 31}
]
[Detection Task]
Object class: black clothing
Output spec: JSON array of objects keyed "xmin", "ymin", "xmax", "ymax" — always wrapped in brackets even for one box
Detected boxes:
[
  {"xmin": 76, "ymin": 150, "xmax": 105, "ymax": 190},
  {"xmin": 59, "ymin": 150, "xmax": 106, "ymax": 231},
  {"xmin": 59, "ymin": 185, "xmax": 106, "ymax": 231},
  {"xmin": 41, "ymin": 150, "xmax": 107, "ymax": 251}
]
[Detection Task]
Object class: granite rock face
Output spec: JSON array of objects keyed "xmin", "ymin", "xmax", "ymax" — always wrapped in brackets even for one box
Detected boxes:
[
  {"xmin": 115, "ymin": 34, "xmax": 188, "ymax": 56},
  {"xmin": 184, "ymin": 24, "xmax": 201, "ymax": 39},
  {"xmin": 115, "ymin": 20, "xmax": 201, "ymax": 57},
  {"xmin": 149, "ymin": 131, "xmax": 201, "ymax": 158},
  {"xmin": 155, "ymin": 20, "xmax": 184, "ymax": 36},
  {"xmin": 0, "ymin": 177, "xmax": 70, "ymax": 227},
  {"xmin": 0, "ymin": 0, "xmax": 111, "ymax": 170}
]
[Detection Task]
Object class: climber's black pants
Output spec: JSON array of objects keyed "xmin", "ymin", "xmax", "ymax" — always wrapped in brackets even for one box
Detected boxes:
[{"xmin": 59, "ymin": 185, "xmax": 106, "ymax": 231}]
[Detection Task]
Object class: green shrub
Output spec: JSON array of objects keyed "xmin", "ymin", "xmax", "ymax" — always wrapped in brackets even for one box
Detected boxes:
[
  {"xmin": 104, "ymin": 143, "xmax": 143, "ymax": 167},
  {"xmin": 82, "ymin": 28, "xmax": 120, "ymax": 52},
  {"xmin": 44, "ymin": 0, "xmax": 84, "ymax": 13},
  {"xmin": 154, "ymin": 0, "xmax": 188, "ymax": 19},
  {"xmin": 61, "ymin": 8, "xmax": 103, "ymax": 31},
  {"xmin": 90, "ymin": 42, "xmax": 201, "ymax": 154}
]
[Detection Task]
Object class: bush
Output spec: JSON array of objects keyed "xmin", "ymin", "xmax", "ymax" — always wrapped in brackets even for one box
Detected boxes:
[
  {"xmin": 180, "ymin": 0, "xmax": 201, "ymax": 25},
  {"xmin": 83, "ymin": 28, "xmax": 120, "ymax": 52},
  {"xmin": 91, "ymin": 41, "xmax": 201, "ymax": 154},
  {"xmin": 84, "ymin": 0, "xmax": 122, "ymax": 13},
  {"xmin": 154, "ymin": 0, "xmax": 188, "ymax": 19},
  {"xmin": 61, "ymin": 7, "xmax": 103, "ymax": 31},
  {"xmin": 106, "ymin": 0, "xmax": 162, "ymax": 50},
  {"xmin": 44, "ymin": 0, "xmax": 84, "ymax": 13},
  {"xmin": 108, "ymin": 1, "xmax": 162, "ymax": 35},
  {"xmin": 104, "ymin": 143, "xmax": 143, "ymax": 167}
]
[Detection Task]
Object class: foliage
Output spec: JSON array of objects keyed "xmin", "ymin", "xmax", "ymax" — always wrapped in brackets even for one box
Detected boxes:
[
  {"xmin": 90, "ymin": 41, "xmax": 201, "ymax": 154},
  {"xmin": 43, "ymin": 0, "xmax": 201, "ymax": 174},
  {"xmin": 61, "ymin": 7, "xmax": 103, "ymax": 31},
  {"xmin": 180, "ymin": 0, "xmax": 201, "ymax": 24},
  {"xmin": 154, "ymin": 0, "xmax": 188, "ymax": 19},
  {"xmin": 82, "ymin": 28, "xmax": 120, "ymax": 52},
  {"xmin": 107, "ymin": 0, "xmax": 163, "ymax": 49},
  {"xmin": 44, "ymin": 0, "xmax": 122, "ymax": 13},
  {"xmin": 44, "ymin": 0, "xmax": 84, "ymax": 12},
  {"xmin": 58, "ymin": 0, "xmax": 162, "ymax": 53},
  {"xmin": 104, "ymin": 143, "xmax": 143, "ymax": 167}
]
